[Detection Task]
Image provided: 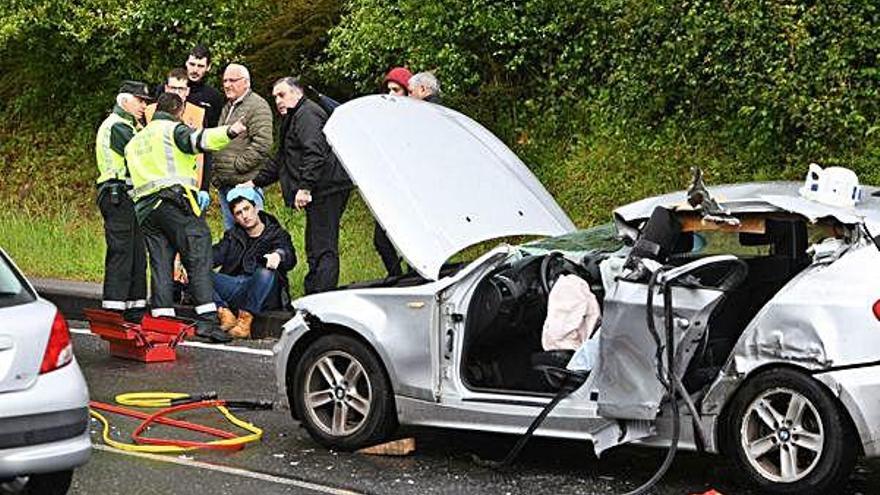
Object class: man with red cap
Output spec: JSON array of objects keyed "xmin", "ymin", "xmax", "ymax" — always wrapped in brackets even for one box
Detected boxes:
[{"xmin": 384, "ymin": 67, "xmax": 413, "ymax": 97}]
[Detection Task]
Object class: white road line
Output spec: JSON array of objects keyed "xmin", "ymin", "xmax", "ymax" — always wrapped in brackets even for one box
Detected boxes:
[
  {"xmin": 70, "ymin": 328, "xmax": 274, "ymax": 357},
  {"xmin": 92, "ymin": 444, "xmax": 365, "ymax": 495}
]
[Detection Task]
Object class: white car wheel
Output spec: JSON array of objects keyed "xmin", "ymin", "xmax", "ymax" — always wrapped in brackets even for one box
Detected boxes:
[
  {"xmin": 740, "ymin": 387, "xmax": 824, "ymax": 482},
  {"xmin": 304, "ymin": 350, "xmax": 372, "ymax": 437},
  {"xmin": 727, "ymin": 368, "xmax": 857, "ymax": 495},
  {"xmin": 292, "ymin": 334, "xmax": 398, "ymax": 450}
]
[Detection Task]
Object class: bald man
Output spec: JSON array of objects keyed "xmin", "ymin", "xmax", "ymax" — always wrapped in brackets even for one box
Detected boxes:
[{"xmin": 212, "ymin": 63, "xmax": 274, "ymax": 230}]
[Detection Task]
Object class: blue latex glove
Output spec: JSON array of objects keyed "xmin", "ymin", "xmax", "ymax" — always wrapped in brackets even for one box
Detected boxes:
[{"xmin": 197, "ymin": 191, "xmax": 211, "ymax": 211}]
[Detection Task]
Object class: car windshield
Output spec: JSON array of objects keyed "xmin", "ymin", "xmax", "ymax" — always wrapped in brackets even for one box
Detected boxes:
[
  {"xmin": 519, "ymin": 223, "xmax": 624, "ymax": 257},
  {"xmin": 0, "ymin": 251, "xmax": 35, "ymax": 309}
]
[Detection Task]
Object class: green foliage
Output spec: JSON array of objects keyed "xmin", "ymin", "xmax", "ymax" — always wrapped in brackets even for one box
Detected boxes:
[
  {"xmin": 0, "ymin": 0, "xmax": 271, "ymax": 121},
  {"xmin": 2, "ymin": 0, "xmax": 880, "ymax": 285},
  {"xmin": 323, "ymin": 0, "xmax": 880, "ymax": 167},
  {"xmin": 244, "ymin": 0, "xmax": 346, "ymax": 95}
]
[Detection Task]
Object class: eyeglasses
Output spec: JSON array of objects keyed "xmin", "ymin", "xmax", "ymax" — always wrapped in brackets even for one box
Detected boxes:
[
  {"xmin": 167, "ymin": 86, "xmax": 188, "ymax": 93},
  {"xmin": 223, "ymin": 77, "xmax": 244, "ymax": 84}
]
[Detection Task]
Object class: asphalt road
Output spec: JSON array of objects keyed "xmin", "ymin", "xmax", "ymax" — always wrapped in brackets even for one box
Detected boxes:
[{"xmin": 69, "ymin": 324, "xmax": 880, "ymax": 495}]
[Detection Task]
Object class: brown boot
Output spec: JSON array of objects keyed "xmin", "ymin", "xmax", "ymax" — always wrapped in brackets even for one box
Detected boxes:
[
  {"xmin": 217, "ymin": 307, "xmax": 237, "ymax": 332},
  {"xmin": 229, "ymin": 310, "xmax": 253, "ymax": 339}
]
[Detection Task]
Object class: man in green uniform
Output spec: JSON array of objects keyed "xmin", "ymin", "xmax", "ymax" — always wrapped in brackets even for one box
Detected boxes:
[
  {"xmin": 95, "ymin": 80, "xmax": 152, "ymax": 322},
  {"xmin": 125, "ymin": 93, "xmax": 245, "ymax": 343}
]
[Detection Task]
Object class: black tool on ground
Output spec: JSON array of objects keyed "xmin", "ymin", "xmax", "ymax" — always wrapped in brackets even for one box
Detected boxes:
[
  {"xmin": 223, "ymin": 400, "xmax": 274, "ymax": 411},
  {"xmin": 169, "ymin": 392, "xmax": 218, "ymax": 405},
  {"xmin": 167, "ymin": 392, "xmax": 273, "ymax": 411}
]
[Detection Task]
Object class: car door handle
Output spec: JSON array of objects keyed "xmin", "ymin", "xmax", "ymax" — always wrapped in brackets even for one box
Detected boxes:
[{"xmin": 0, "ymin": 336, "xmax": 13, "ymax": 351}]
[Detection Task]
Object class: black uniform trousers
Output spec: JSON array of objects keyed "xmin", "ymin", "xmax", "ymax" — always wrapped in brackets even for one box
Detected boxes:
[
  {"xmin": 373, "ymin": 221, "xmax": 402, "ymax": 277},
  {"xmin": 97, "ymin": 183, "xmax": 147, "ymax": 309},
  {"xmin": 304, "ymin": 189, "xmax": 351, "ymax": 295},
  {"xmin": 140, "ymin": 194, "xmax": 215, "ymax": 316}
]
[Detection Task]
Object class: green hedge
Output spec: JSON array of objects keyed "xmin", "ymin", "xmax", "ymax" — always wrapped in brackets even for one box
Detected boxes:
[{"xmin": 323, "ymin": 0, "xmax": 880, "ymax": 168}]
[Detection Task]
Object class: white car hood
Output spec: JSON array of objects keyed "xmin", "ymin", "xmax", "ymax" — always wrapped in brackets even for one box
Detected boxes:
[{"xmin": 324, "ymin": 95, "xmax": 575, "ymax": 280}]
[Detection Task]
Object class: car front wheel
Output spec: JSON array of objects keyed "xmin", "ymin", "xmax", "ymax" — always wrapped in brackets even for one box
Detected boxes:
[
  {"xmin": 291, "ymin": 334, "xmax": 397, "ymax": 450},
  {"xmin": 0, "ymin": 469, "xmax": 74, "ymax": 495},
  {"xmin": 726, "ymin": 368, "xmax": 857, "ymax": 495}
]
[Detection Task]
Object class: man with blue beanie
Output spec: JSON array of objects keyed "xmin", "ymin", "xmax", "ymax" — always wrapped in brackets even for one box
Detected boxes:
[{"xmin": 212, "ymin": 187, "xmax": 296, "ymax": 338}]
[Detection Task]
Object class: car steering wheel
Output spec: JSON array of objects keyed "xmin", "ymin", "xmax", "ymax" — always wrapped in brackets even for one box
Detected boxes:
[{"xmin": 540, "ymin": 252, "xmax": 585, "ymax": 295}]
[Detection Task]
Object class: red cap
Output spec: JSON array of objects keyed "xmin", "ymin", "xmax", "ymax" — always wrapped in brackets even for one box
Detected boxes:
[{"xmin": 384, "ymin": 67, "xmax": 413, "ymax": 89}]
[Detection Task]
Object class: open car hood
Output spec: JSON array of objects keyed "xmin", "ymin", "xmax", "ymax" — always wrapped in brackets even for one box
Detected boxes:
[{"xmin": 324, "ymin": 95, "xmax": 575, "ymax": 280}]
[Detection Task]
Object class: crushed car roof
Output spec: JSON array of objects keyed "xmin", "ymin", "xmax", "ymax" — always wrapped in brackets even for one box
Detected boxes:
[{"xmin": 614, "ymin": 181, "xmax": 880, "ymax": 228}]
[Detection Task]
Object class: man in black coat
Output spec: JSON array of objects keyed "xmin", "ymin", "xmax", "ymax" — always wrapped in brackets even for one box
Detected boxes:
[
  {"xmin": 241, "ymin": 77, "xmax": 352, "ymax": 295},
  {"xmin": 212, "ymin": 188, "xmax": 296, "ymax": 338}
]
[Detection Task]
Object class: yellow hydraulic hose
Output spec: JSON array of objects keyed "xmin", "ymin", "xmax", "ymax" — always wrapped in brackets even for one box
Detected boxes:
[{"xmin": 89, "ymin": 392, "xmax": 264, "ymax": 453}]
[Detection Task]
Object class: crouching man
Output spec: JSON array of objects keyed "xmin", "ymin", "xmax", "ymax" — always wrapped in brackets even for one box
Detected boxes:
[{"xmin": 212, "ymin": 187, "xmax": 296, "ymax": 338}]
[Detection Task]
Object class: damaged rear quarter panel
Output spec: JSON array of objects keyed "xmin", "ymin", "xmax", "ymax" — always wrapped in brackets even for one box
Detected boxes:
[
  {"xmin": 731, "ymin": 246, "xmax": 880, "ymax": 374},
  {"xmin": 704, "ymin": 246, "xmax": 880, "ymax": 452}
]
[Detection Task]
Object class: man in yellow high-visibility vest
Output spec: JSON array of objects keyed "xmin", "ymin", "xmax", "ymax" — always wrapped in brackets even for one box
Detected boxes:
[
  {"xmin": 95, "ymin": 80, "xmax": 153, "ymax": 322},
  {"xmin": 125, "ymin": 93, "xmax": 245, "ymax": 343}
]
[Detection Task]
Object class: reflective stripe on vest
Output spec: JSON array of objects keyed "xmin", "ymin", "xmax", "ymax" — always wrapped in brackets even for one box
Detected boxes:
[
  {"xmin": 95, "ymin": 113, "xmax": 135, "ymax": 184},
  {"xmin": 125, "ymin": 119, "xmax": 200, "ymax": 201}
]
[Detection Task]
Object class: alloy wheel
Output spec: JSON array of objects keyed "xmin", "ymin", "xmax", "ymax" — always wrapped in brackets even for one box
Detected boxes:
[
  {"xmin": 303, "ymin": 350, "xmax": 373, "ymax": 437},
  {"xmin": 740, "ymin": 387, "xmax": 825, "ymax": 483}
]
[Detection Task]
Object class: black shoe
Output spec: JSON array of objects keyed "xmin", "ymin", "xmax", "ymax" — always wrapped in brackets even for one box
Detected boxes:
[
  {"xmin": 195, "ymin": 319, "xmax": 232, "ymax": 343},
  {"xmin": 123, "ymin": 307, "xmax": 147, "ymax": 324}
]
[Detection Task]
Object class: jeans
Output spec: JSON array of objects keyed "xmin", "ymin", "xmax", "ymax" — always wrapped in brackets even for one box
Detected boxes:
[
  {"xmin": 218, "ymin": 185, "xmax": 265, "ymax": 231},
  {"xmin": 212, "ymin": 268, "xmax": 278, "ymax": 315}
]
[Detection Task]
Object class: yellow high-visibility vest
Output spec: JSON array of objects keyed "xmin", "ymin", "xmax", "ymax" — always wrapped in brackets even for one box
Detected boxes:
[
  {"xmin": 125, "ymin": 119, "xmax": 229, "ymax": 201},
  {"xmin": 95, "ymin": 112, "xmax": 136, "ymax": 184}
]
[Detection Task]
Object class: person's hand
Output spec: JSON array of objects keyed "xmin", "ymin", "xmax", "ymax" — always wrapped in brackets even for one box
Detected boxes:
[
  {"xmin": 237, "ymin": 180, "xmax": 256, "ymax": 189},
  {"xmin": 174, "ymin": 258, "xmax": 189, "ymax": 285},
  {"xmin": 197, "ymin": 190, "xmax": 211, "ymax": 211},
  {"xmin": 229, "ymin": 118, "xmax": 247, "ymax": 137},
  {"xmin": 294, "ymin": 189, "xmax": 312, "ymax": 209},
  {"xmin": 264, "ymin": 252, "xmax": 281, "ymax": 270}
]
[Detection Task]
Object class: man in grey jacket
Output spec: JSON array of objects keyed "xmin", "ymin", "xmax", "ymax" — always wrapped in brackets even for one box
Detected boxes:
[{"xmin": 212, "ymin": 63, "xmax": 274, "ymax": 229}]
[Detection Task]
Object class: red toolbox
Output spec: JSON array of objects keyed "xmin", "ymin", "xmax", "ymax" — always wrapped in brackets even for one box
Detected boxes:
[{"xmin": 84, "ymin": 309, "xmax": 195, "ymax": 363}]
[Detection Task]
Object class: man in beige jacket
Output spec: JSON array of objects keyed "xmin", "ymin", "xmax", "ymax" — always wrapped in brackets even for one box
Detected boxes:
[{"xmin": 212, "ymin": 63, "xmax": 274, "ymax": 229}]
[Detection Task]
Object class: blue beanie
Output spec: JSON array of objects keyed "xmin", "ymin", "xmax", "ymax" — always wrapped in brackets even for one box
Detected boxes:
[{"xmin": 226, "ymin": 187, "xmax": 262, "ymax": 207}]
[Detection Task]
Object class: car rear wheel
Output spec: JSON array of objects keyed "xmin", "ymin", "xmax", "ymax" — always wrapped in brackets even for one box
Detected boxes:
[
  {"xmin": 726, "ymin": 368, "xmax": 857, "ymax": 495},
  {"xmin": 291, "ymin": 334, "xmax": 397, "ymax": 450},
  {"xmin": 0, "ymin": 469, "xmax": 74, "ymax": 495}
]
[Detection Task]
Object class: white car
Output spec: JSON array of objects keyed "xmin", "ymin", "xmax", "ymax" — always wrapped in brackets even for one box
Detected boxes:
[
  {"xmin": 275, "ymin": 95, "xmax": 880, "ymax": 494},
  {"xmin": 0, "ymin": 249, "xmax": 90, "ymax": 495}
]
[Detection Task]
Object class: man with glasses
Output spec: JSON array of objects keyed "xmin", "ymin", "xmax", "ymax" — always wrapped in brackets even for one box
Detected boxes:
[
  {"xmin": 146, "ymin": 68, "xmax": 205, "ymax": 130},
  {"xmin": 212, "ymin": 63, "xmax": 273, "ymax": 230}
]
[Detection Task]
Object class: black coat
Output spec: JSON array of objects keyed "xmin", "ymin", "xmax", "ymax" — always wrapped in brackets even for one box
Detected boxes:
[
  {"xmin": 253, "ymin": 97, "xmax": 352, "ymax": 205},
  {"xmin": 212, "ymin": 211, "xmax": 296, "ymax": 300}
]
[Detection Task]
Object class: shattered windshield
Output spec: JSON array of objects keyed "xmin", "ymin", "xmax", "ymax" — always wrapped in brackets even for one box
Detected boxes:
[{"xmin": 519, "ymin": 223, "xmax": 624, "ymax": 257}]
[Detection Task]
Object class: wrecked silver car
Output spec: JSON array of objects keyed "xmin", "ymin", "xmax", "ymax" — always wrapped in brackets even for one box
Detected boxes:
[{"xmin": 274, "ymin": 95, "xmax": 880, "ymax": 494}]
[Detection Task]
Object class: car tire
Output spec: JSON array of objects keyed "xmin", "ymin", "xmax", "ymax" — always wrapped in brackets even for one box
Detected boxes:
[
  {"xmin": 726, "ymin": 368, "xmax": 857, "ymax": 495},
  {"xmin": 291, "ymin": 334, "xmax": 398, "ymax": 450},
  {"xmin": 0, "ymin": 469, "xmax": 74, "ymax": 495}
]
